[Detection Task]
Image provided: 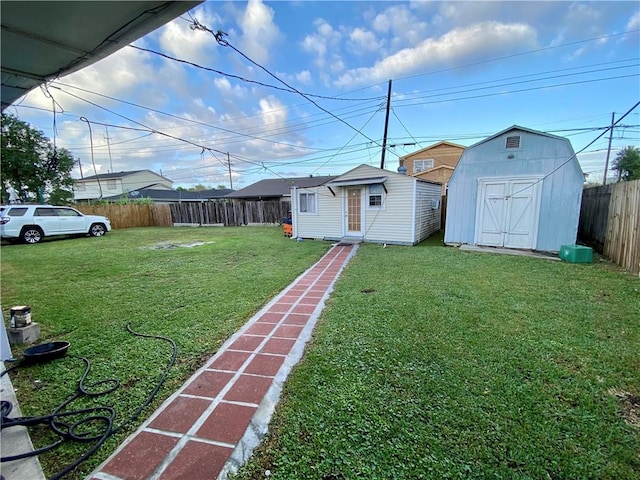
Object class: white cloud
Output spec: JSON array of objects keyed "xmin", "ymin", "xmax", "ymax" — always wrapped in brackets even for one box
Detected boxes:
[
  {"xmin": 296, "ymin": 70, "xmax": 312, "ymax": 84},
  {"xmin": 302, "ymin": 18, "xmax": 342, "ymax": 68},
  {"xmin": 335, "ymin": 21, "xmax": 537, "ymax": 88},
  {"xmin": 627, "ymin": 11, "xmax": 640, "ymax": 30},
  {"xmin": 238, "ymin": 0, "xmax": 282, "ymax": 64},
  {"xmin": 348, "ymin": 28, "xmax": 381, "ymax": 53},
  {"xmin": 157, "ymin": 6, "xmax": 220, "ymax": 66},
  {"xmin": 371, "ymin": 5, "xmax": 429, "ymax": 50}
]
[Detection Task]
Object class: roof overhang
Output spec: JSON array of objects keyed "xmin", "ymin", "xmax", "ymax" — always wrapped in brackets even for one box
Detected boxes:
[
  {"xmin": 327, "ymin": 176, "xmax": 388, "ymax": 187},
  {"xmin": 1, "ymin": 1, "xmax": 202, "ymax": 110}
]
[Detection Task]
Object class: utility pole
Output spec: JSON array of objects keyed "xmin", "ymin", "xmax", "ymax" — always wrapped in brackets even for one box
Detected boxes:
[
  {"xmin": 227, "ymin": 152, "xmax": 233, "ymax": 189},
  {"xmin": 78, "ymin": 159, "xmax": 84, "ymax": 179},
  {"xmin": 104, "ymin": 125, "xmax": 114, "ymax": 173},
  {"xmin": 380, "ymin": 79, "xmax": 392, "ymax": 169},
  {"xmin": 602, "ymin": 112, "xmax": 615, "ymax": 185}
]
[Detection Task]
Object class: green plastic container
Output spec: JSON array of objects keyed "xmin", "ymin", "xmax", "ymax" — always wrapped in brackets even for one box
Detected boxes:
[{"xmin": 559, "ymin": 245, "xmax": 593, "ymax": 263}]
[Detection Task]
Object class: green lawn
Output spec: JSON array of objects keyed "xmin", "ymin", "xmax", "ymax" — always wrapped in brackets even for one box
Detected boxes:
[
  {"xmin": 0, "ymin": 226, "xmax": 330, "ymax": 479},
  {"xmin": 234, "ymin": 234, "xmax": 640, "ymax": 480}
]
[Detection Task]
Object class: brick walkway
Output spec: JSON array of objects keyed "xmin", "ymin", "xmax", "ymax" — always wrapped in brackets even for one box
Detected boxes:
[{"xmin": 89, "ymin": 243, "xmax": 357, "ymax": 480}]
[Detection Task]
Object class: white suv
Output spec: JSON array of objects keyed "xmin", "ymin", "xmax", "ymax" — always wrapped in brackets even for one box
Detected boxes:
[{"xmin": 0, "ymin": 205, "xmax": 111, "ymax": 244}]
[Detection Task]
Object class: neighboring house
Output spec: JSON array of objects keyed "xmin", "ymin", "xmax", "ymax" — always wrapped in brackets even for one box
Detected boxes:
[
  {"xmin": 398, "ymin": 141, "xmax": 465, "ymax": 195},
  {"xmin": 291, "ymin": 164, "xmax": 441, "ymax": 246},
  {"xmin": 444, "ymin": 125, "xmax": 584, "ymax": 252},
  {"xmin": 224, "ymin": 176, "xmax": 336, "ymax": 201},
  {"xmin": 73, "ymin": 170, "xmax": 172, "ymax": 201},
  {"xmin": 103, "ymin": 188, "xmax": 234, "ymax": 204}
]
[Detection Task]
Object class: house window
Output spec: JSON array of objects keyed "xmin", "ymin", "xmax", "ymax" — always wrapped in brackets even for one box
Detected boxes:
[
  {"xmin": 413, "ymin": 158, "xmax": 434, "ymax": 174},
  {"xmin": 107, "ymin": 180, "xmax": 117, "ymax": 190},
  {"xmin": 299, "ymin": 192, "xmax": 316, "ymax": 214},
  {"xmin": 368, "ymin": 184, "xmax": 384, "ymax": 208},
  {"xmin": 505, "ymin": 136, "xmax": 521, "ymax": 149}
]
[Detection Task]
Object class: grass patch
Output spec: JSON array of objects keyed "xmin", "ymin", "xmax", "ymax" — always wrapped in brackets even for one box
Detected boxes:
[
  {"xmin": 1, "ymin": 226, "xmax": 330, "ymax": 479},
  {"xmin": 234, "ymin": 233, "xmax": 640, "ymax": 480}
]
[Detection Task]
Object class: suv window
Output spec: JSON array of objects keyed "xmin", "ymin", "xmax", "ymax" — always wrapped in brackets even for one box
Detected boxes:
[
  {"xmin": 56, "ymin": 208, "xmax": 81, "ymax": 217},
  {"xmin": 34, "ymin": 207, "xmax": 58, "ymax": 217},
  {"xmin": 7, "ymin": 207, "xmax": 28, "ymax": 216}
]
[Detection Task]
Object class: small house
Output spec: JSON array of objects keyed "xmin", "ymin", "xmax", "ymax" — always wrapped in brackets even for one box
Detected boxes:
[
  {"xmin": 399, "ymin": 141, "xmax": 465, "ymax": 195},
  {"xmin": 291, "ymin": 164, "xmax": 441, "ymax": 245},
  {"xmin": 444, "ymin": 126, "xmax": 584, "ymax": 252}
]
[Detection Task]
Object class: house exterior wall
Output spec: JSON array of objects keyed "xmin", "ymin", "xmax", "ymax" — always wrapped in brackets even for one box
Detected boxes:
[
  {"xmin": 400, "ymin": 143, "xmax": 464, "ymax": 195},
  {"xmin": 292, "ymin": 185, "xmax": 343, "ymax": 240},
  {"xmin": 444, "ymin": 129, "xmax": 583, "ymax": 252},
  {"xmin": 74, "ymin": 171, "xmax": 172, "ymax": 200},
  {"xmin": 415, "ymin": 166, "xmax": 455, "ymax": 194},
  {"xmin": 400, "ymin": 143, "xmax": 464, "ymax": 171},
  {"xmin": 414, "ymin": 180, "xmax": 442, "ymax": 242}
]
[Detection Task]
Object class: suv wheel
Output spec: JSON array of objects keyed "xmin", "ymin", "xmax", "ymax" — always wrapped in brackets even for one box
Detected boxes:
[
  {"xmin": 89, "ymin": 223, "xmax": 107, "ymax": 237},
  {"xmin": 21, "ymin": 226, "xmax": 43, "ymax": 244}
]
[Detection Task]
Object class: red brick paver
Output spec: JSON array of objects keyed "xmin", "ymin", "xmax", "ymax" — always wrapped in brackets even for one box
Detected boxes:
[{"xmin": 90, "ymin": 244, "xmax": 355, "ymax": 480}]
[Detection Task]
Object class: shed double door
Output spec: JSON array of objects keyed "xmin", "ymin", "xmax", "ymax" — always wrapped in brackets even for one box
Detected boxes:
[{"xmin": 475, "ymin": 177, "xmax": 542, "ymax": 249}]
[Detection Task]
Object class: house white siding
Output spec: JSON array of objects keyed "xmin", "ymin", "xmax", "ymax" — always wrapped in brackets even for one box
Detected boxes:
[
  {"xmin": 74, "ymin": 170, "xmax": 172, "ymax": 201},
  {"xmin": 414, "ymin": 180, "xmax": 442, "ymax": 243},
  {"xmin": 292, "ymin": 164, "xmax": 441, "ymax": 245},
  {"xmin": 293, "ymin": 186, "xmax": 343, "ymax": 239},
  {"xmin": 444, "ymin": 127, "xmax": 583, "ymax": 252}
]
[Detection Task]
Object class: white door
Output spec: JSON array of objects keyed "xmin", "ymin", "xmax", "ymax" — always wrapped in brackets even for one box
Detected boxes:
[
  {"xmin": 476, "ymin": 177, "xmax": 542, "ymax": 249},
  {"xmin": 345, "ymin": 188, "xmax": 363, "ymax": 236}
]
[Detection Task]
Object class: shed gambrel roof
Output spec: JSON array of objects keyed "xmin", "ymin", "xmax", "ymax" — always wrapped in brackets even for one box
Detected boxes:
[
  {"xmin": 225, "ymin": 176, "xmax": 336, "ymax": 199},
  {"xmin": 467, "ymin": 125, "xmax": 570, "ymax": 149}
]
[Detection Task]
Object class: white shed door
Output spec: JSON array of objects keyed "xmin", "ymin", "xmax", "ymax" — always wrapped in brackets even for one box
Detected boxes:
[{"xmin": 476, "ymin": 177, "xmax": 542, "ymax": 249}]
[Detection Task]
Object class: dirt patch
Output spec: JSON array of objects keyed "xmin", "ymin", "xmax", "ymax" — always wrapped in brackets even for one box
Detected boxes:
[
  {"xmin": 146, "ymin": 241, "xmax": 214, "ymax": 250},
  {"xmin": 608, "ymin": 388, "xmax": 640, "ymax": 428}
]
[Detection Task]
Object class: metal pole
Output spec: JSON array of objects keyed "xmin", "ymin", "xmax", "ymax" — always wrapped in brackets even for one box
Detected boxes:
[
  {"xmin": 227, "ymin": 152, "xmax": 233, "ymax": 189},
  {"xmin": 105, "ymin": 125, "xmax": 114, "ymax": 173},
  {"xmin": 602, "ymin": 112, "xmax": 615, "ymax": 185},
  {"xmin": 380, "ymin": 79, "xmax": 392, "ymax": 169},
  {"xmin": 80, "ymin": 117, "xmax": 103, "ymax": 199}
]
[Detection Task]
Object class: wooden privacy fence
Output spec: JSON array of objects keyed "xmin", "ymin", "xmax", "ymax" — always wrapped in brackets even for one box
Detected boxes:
[
  {"xmin": 76, "ymin": 204, "xmax": 172, "ymax": 229},
  {"xmin": 578, "ymin": 179, "xmax": 640, "ymax": 274},
  {"xmin": 170, "ymin": 200, "xmax": 291, "ymax": 226}
]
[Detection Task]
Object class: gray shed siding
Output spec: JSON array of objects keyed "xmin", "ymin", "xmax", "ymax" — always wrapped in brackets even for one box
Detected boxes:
[{"xmin": 444, "ymin": 128, "xmax": 583, "ymax": 252}]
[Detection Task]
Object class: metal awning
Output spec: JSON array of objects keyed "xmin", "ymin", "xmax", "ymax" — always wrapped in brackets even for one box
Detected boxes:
[
  {"xmin": 1, "ymin": 1, "xmax": 202, "ymax": 110},
  {"xmin": 326, "ymin": 176, "xmax": 388, "ymax": 187}
]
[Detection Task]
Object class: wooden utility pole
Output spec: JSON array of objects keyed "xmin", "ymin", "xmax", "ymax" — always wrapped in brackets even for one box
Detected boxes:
[
  {"xmin": 380, "ymin": 79, "xmax": 392, "ymax": 169},
  {"xmin": 602, "ymin": 112, "xmax": 615, "ymax": 185},
  {"xmin": 227, "ymin": 152, "xmax": 233, "ymax": 189}
]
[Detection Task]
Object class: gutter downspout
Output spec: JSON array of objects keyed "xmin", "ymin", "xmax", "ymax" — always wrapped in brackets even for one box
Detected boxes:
[{"xmin": 291, "ymin": 186, "xmax": 298, "ymax": 238}]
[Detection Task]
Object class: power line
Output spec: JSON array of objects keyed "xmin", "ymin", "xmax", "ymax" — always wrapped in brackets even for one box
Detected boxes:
[
  {"xmin": 129, "ymin": 44, "xmax": 385, "ymax": 103},
  {"xmin": 187, "ymin": 17, "xmax": 385, "ymax": 150}
]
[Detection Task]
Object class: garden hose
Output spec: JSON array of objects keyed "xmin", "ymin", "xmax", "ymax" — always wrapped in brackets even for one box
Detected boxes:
[{"xmin": 0, "ymin": 323, "xmax": 177, "ymax": 480}]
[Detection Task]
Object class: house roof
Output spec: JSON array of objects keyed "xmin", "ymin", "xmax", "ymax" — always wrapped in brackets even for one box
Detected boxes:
[
  {"xmin": 468, "ymin": 125, "xmax": 570, "ymax": 149},
  {"xmin": 1, "ymin": 1, "xmax": 202, "ymax": 110},
  {"xmin": 225, "ymin": 176, "xmax": 336, "ymax": 199},
  {"xmin": 75, "ymin": 169, "xmax": 171, "ymax": 182},
  {"xmin": 103, "ymin": 188, "xmax": 234, "ymax": 202},
  {"xmin": 399, "ymin": 141, "xmax": 466, "ymax": 160}
]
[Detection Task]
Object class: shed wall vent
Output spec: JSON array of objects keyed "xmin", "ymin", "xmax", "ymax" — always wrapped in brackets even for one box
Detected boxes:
[{"xmin": 505, "ymin": 136, "xmax": 521, "ymax": 149}]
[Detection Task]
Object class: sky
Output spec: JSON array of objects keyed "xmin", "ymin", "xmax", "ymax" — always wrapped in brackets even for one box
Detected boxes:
[{"xmin": 7, "ymin": 0, "xmax": 640, "ymax": 191}]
